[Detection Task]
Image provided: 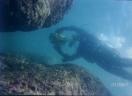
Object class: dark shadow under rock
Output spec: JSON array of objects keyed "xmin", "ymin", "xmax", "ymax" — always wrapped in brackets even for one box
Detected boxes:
[
  {"xmin": 0, "ymin": 0, "xmax": 73, "ymax": 32},
  {"xmin": 0, "ymin": 54, "xmax": 112, "ymax": 96}
]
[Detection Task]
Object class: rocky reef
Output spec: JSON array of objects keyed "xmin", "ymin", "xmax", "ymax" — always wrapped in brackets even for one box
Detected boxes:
[
  {"xmin": 0, "ymin": 0, "xmax": 73, "ymax": 32},
  {"xmin": 0, "ymin": 54, "xmax": 112, "ymax": 95}
]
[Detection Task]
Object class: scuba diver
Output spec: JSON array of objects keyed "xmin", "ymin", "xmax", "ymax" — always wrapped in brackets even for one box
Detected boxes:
[{"xmin": 49, "ymin": 26, "xmax": 132, "ymax": 81}]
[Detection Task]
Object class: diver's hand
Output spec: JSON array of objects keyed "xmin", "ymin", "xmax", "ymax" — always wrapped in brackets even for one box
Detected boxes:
[
  {"xmin": 62, "ymin": 57, "xmax": 70, "ymax": 62},
  {"xmin": 62, "ymin": 54, "xmax": 73, "ymax": 62}
]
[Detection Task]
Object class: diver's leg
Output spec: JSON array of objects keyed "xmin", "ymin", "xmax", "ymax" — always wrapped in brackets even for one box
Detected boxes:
[
  {"xmin": 108, "ymin": 67, "xmax": 132, "ymax": 81},
  {"xmin": 120, "ymin": 59, "xmax": 132, "ymax": 67},
  {"xmin": 113, "ymin": 59, "xmax": 132, "ymax": 68},
  {"xmin": 104, "ymin": 56, "xmax": 132, "ymax": 68}
]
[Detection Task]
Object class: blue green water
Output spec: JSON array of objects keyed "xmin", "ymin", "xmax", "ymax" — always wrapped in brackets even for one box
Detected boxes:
[{"xmin": 0, "ymin": 0, "xmax": 132, "ymax": 96}]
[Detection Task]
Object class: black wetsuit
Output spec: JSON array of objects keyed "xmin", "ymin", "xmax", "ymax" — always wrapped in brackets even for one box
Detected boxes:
[{"xmin": 53, "ymin": 26, "xmax": 132, "ymax": 81}]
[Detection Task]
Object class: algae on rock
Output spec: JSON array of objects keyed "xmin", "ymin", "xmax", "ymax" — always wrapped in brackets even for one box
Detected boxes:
[
  {"xmin": 0, "ymin": 54, "xmax": 112, "ymax": 95},
  {"xmin": 0, "ymin": 0, "xmax": 73, "ymax": 32}
]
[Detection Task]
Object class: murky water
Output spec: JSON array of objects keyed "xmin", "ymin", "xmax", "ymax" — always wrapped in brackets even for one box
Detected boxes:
[{"xmin": 0, "ymin": 0, "xmax": 132, "ymax": 96}]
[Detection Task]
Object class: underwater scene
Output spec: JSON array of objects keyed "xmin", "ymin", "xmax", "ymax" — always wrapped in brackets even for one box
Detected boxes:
[{"xmin": 0, "ymin": 0, "xmax": 132, "ymax": 96}]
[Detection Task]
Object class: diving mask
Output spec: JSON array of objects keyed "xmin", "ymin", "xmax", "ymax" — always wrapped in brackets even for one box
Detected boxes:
[
  {"xmin": 50, "ymin": 32, "xmax": 68, "ymax": 46},
  {"xmin": 50, "ymin": 30, "xmax": 79, "ymax": 47}
]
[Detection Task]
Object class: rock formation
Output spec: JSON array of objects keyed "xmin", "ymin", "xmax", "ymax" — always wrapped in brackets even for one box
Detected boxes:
[
  {"xmin": 0, "ymin": 54, "xmax": 112, "ymax": 95},
  {"xmin": 0, "ymin": 0, "xmax": 73, "ymax": 32}
]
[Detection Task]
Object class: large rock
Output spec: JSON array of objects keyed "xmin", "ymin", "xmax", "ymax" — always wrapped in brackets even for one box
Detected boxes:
[
  {"xmin": 0, "ymin": 0, "xmax": 73, "ymax": 32},
  {"xmin": 0, "ymin": 54, "xmax": 112, "ymax": 95}
]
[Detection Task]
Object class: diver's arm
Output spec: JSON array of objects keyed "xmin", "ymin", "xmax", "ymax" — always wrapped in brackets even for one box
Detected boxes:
[
  {"xmin": 53, "ymin": 45, "xmax": 67, "ymax": 58},
  {"xmin": 53, "ymin": 45, "xmax": 80, "ymax": 62},
  {"xmin": 62, "ymin": 53, "xmax": 80, "ymax": 62},
  {"xmin": 56, "ymin": 26, "xmax": 87, "ymax": 36}
]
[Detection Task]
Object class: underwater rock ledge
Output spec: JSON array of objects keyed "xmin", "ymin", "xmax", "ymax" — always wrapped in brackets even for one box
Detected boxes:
[
  {"xmin": 0, "ymin": 0, "xmax": 73, "ymax": 32},
  {"xmin": 0, "ymin": 54, "xmax": 112, "ymax": 95}
]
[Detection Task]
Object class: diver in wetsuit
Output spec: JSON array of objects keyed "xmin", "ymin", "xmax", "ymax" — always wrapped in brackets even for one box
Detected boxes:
[{"xmin": 50, "ymin": 26, "xmax": 132, "ymax": 81}]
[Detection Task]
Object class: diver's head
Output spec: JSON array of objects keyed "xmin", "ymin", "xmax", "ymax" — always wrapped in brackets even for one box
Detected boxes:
[
  {"xmin": 49, "ymin": 29, "xmax": 79, "ymax": 47},
  {"xmin": 49, "ymin": 29, "xmax": 79, "ymax": 56},
  {"xmin": 50, "ymin": 31, "xmax": 68, "ymax": 46}
]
